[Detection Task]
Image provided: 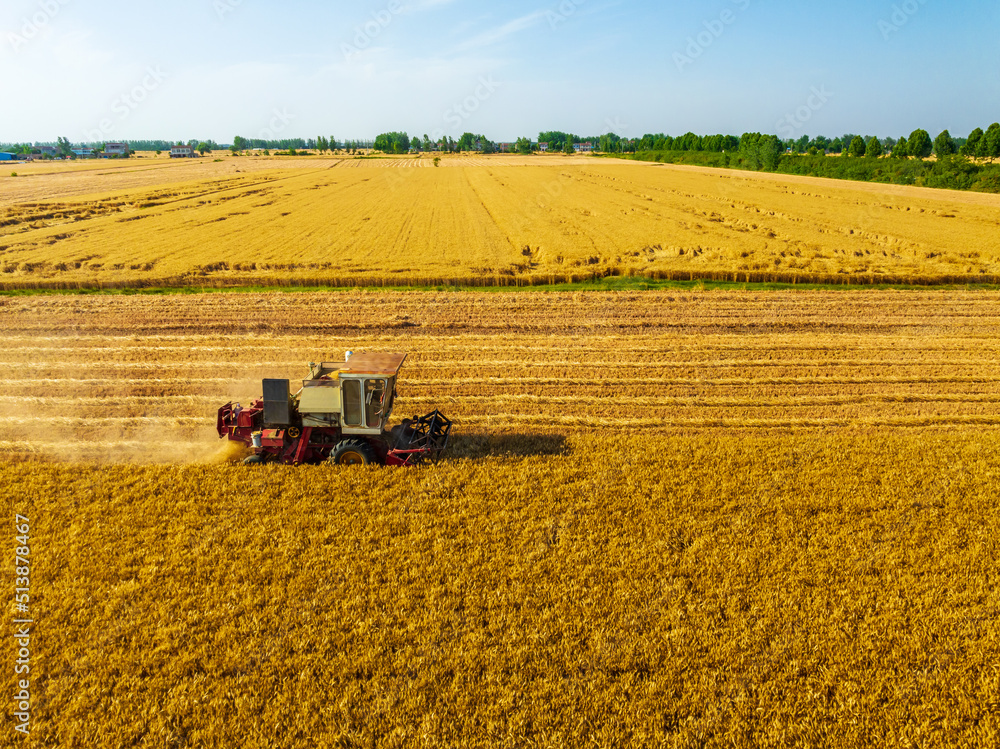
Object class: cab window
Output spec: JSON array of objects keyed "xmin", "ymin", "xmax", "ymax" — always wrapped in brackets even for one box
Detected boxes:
[
  {"xmin": 343, "ymin": 379, "xmax": 362, "ymax": 426},
  {"xmin": 366, "ymin": 379, "xmax": 387, "ymax": 428}
]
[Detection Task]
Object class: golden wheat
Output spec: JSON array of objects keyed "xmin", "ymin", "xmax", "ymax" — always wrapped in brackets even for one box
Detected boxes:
[
  {"xmin": 3, "ymin": 289, "xmax": 1000, "ymax": 745},
  {"xmin": 5, "ymin": 432, "xmax": 1000, "ymax": 746},
  {"xmin": 2, "ymin": 155, "xmax": 1000, "ymax": 289}
]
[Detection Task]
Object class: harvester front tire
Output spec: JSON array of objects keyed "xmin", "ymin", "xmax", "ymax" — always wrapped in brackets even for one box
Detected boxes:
[
  {"xmin": 331, "ymin": 439, "xmax": 376, "ymax": 466},
  {"xmin": 243, "ymin": 454, "xmax": 264, "ymax": 465}
]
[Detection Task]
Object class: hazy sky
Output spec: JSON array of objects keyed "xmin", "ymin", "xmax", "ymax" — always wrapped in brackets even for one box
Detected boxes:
[{"xmin": 3, "ymin": 0, "xmax": 998, "ymax": 144}]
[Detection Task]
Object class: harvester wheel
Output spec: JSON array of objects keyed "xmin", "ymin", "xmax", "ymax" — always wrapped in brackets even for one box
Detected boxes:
[
  {"xmin": 330, "ymin": 439, "xmax": 376, "ymax": 466},
  {"xmin": 287, "ymin": 426, "xmax": 301, "ymax": 439},
  {"xmin": 243, "ymin": 454, "xmax": 264, "ymax": 465}
]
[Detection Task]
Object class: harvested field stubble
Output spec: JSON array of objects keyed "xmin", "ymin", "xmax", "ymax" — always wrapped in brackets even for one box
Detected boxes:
[
  {"xmin": 2, "ymin": 156, "xmax": 999, "ymax": 289},
  {"xmin": 4, "ymin": 289, "xmax": 1000, "ymax": 745},
  {"xmin": 2, "ymin": 290, "xmax": 1000, "ymax": 463}
]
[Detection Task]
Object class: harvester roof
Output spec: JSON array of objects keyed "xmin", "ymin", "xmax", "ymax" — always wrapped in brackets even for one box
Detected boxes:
[{"xmin": 313, "ymin": 352, "xmax": 407, "ymax": 378}]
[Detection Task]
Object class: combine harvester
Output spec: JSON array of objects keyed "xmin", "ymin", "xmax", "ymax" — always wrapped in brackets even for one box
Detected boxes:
[{"xmin": 217, "ymin": 352, "xmax": 451, "ymax": 466}]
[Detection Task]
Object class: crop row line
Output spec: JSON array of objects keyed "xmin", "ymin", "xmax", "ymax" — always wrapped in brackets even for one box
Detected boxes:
[
  {"xmin": 3, "ymin": 334, "xmax": 997, "ymax": 349},
  {"xmin": 8, "ymin": 392, "xmax": 1000, "ymax": 408},
  {"xmin": 3, "ymin": 358, "xmax": 997, "ymax": 370},
  {"xmin": 7, "ymin": 344, "xmax": 1000, "ymax": 357},
  {"xmin": 6, "ymin": 413, "xmax": 1000, "ymax": 431},
  {"xmin": 4, "ymin": 375, "xmax": 999, "ymax": 386}
]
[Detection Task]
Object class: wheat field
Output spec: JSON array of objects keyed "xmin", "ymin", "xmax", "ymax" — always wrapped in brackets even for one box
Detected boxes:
[
  {"xmin": 3, "ymin": 290, "xmax": 1000, "ymax": 746},
  {"xmin": 3, "ymin": 154, "xmax": 999, "ymax": 289},
  {"xmin": 3, "ymin": 290, "xmax": 1000, "ymax": 461}
]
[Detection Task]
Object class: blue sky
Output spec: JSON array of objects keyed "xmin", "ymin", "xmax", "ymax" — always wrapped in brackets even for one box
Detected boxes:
[{"xmin": 3, "ymin": 0, "xmax": 998, "ymax": 144}]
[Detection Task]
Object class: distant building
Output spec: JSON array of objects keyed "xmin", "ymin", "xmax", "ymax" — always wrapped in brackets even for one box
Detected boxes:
[
  {"xmin": 574, "ymin": 142, "xmax": 594, "ymax": 153},
  {"xmin": 538, "ymin": 142, "xmax": 549, "ymax": 152},
  {"xmin": 36, "ymin": 146, "xmax": 57, "ymax": 157},
  {"xmin": 71, "ymin": 148, "xmax": 94, "ymax": 158},
  {"xmin": 170, "ymin": 144, "xmax": 196, "ymax": 158},
  {"xmin": 103, "ymin": 142, "xmax": 130, "ymax": 157},
  {"xmin": 0, "ymin": 152, "xmax": 16, "ymax": 161}
]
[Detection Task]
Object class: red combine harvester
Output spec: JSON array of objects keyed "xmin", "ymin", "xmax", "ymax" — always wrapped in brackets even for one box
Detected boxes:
[{"xmin": 217, "ymin": 352, "xmax": 451, "ymax": 466}]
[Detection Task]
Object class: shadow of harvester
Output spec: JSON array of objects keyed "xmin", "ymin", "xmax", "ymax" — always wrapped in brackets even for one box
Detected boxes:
[{"xmin": 444, "ymin": 433, "xmax": 570, "ymax": 461}]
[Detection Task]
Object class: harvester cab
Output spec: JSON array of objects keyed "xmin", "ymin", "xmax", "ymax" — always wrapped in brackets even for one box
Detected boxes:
[{"xmin": 217, "ymin": 351, "xmax": 451, "ymax": 466}]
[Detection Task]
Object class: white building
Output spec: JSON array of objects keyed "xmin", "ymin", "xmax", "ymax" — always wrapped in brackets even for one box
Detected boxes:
[{"xmin": 170, "ymin": 144, "xmax": 196, "ymax": 158}]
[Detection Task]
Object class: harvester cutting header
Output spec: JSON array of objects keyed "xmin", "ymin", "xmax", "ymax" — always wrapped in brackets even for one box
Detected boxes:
[{"xmin": 217, "ymin": 351, "xmax": 451, "ymax": 466}]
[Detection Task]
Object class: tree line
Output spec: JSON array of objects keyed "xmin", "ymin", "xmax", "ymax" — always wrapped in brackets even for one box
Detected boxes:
[{"xmin": 624, "ymin": 123, "xmax": 1000, "ymax": 194}]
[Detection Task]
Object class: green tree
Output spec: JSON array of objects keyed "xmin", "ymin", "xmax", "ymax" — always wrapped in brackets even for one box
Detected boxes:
[
  {"xmin": 56, "ymin": 136, "xmax": 72, "ymax": 158},
  {"xmin": 599, "ymin": 133, "xmax": 621, "ymax": 153},
  {"xmin": 374, "ymin": 132, "xmax": 410, "ymax": 154},
  {"xmin": 539, "ymin": 131, "xmax": 570, "ymax": 150},
  {"xmin": 848, "ymin": 136, "xmax": 867, "ymax": 157},
  {"xmin": 866, "ymin": 136, "xmax": 883, "ymax": 158},
  {"xmin": 738, "ymin": 133, "xmax": 782, "ymax": 171},
  {"xmin": 233, "ymin": 135, "xmax": 248, "ymax": 152},
  {"xmin": 810, "ymin": 135, "xmax": 831, "ymax": 152},
  {"xmin": 515, "ymin": 137, "xmax": 533, "ymax": 155},
  {"xmin": 981, "ymin": 123, "xmax": 1000, "ymax": 160},
  {"xmin": 563, "ymin": 138, "xmax": 575, "ymax": 155},
  {"xmin": 933, "ymin": 130, "xmax": 956, "ymax": 157},
  {"xmin": 961, "ymin": 128, "xmax": 984, "ymax": 157},
  {"xmin": 760, "ymin": 135, "xmax": 782, "ymax": 171},
  {"xmin": 457, "ymin": 132, "xmax": 475, "ymax": 151},
  {"xmin": 891, "ymin": 136, "xmax": 908, "ymax": 158},
  {"xmin": 907, "ymin": 129, "xmax": 932, "ymax": 159},
  {"xmin": 739, "ymin": 133, "xmax": 763, "ymax": 170},
  {"xmin": 197, "ymin": 142, "xmax": 210, "ymax": 155}
]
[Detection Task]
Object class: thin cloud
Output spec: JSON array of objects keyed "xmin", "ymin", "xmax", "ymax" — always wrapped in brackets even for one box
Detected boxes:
[
  {"xmin": 453, "ymin": 11, "xmax": 547, "ymax": 53},
  {"xmin": 410, "ymin": 0, "xmax": 462, "ymax": 8}
]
